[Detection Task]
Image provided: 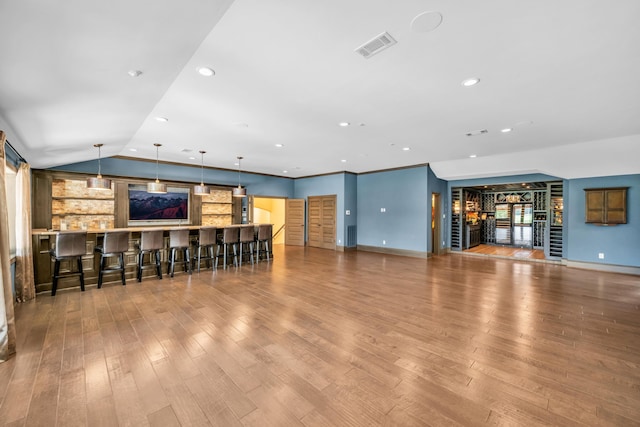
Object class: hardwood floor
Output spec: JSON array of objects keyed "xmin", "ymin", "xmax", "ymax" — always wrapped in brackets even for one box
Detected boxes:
[
  {"xmin": 463, "ymin": 244, "xmax": 547, "ymax": 260},
  {"xmin": 1, "ymin": 245, "xmax": 639, "ymax": 426}
]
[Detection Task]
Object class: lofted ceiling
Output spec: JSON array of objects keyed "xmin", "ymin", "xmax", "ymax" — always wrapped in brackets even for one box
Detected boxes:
[{"xmin": 1, "ymin": 0, "xmax": 639, "ymax": 180}]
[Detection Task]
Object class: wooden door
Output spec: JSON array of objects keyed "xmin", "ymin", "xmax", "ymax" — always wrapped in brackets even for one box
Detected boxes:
[
  {"xmin": 285, "ymin": 199, "xmax": 305, "ymax": 246},
  {"xmin": 308, "ymin": 195, "xmax": 336, "ymax": 250}
]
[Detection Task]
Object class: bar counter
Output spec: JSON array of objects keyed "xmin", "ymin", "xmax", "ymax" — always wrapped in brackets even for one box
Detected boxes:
[{"xmin": 32, "ymin": 224, "xmax": 263, "ymax": 294}]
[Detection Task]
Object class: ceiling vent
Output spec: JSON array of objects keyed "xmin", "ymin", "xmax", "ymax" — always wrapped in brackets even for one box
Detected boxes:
[
  {"xmin": 355, "ymin": 32, "xmax": 397, "ymax": 59},
  {"xmin": 465, "ymin": 129, "xmax": 488, "ymax": 137}
]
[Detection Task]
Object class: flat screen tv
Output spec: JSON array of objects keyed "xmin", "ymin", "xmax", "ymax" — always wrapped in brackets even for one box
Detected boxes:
[{"xmin": 128, "ymin": 184, "xmax": 190, "ymax": 226}]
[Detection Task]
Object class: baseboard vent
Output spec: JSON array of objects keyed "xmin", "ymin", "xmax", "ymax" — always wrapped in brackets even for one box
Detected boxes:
[{"xmin": 355, "ymin": 32, "xmax": 397, "ymax": 59}]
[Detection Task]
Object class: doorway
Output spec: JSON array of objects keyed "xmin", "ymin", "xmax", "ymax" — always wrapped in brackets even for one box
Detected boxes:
[
  {"xmin": 431, "ymin": 193, "xmax": 442, "ymax": 255},
  {"xmin": 249, "ymin": 196, "xmax": 286, "ymax": 245}
]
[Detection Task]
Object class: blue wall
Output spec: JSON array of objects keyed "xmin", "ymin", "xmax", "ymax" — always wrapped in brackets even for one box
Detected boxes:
[
  {"xmin": 53, "ymin": 157, "xmax": 294, "ymax": 198},
  {"xmin": 344, "ymin": 173, "xmax": 357, "ymax": 247},
  {"xmin": 357, "ymin": 166, "xmax": 429, "ymax": 252},
  {"xmin": 567, "ymin": 174, "xmax": 640, "ymax": 267},
  {"xmin": 293, "ymin": 173, "xmax": 346, "ymax": 246}
]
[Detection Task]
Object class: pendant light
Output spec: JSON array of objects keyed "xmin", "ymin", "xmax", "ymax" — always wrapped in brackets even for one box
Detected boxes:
[
  {"xmin": 86, "ymin": 143, "xmax": 112, "ymax": 190},
  {"xmin": 232, "ymin": 156, "xmax": 247, "ymax": 197},
  {"xmin": 147, "ymin": 143, "xmax": 167, "ymax": 194},
  {"xmin": 193, "ymin": 150, "xmax": 210, "ymax": 195}
]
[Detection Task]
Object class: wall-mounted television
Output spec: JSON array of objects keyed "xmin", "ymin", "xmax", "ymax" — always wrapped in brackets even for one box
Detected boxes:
[{"xmin": 128, "ymin": 184, "xmax": 190, "ymax": 226}]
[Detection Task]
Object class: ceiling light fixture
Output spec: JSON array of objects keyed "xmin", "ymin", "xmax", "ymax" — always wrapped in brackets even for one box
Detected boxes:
[
  {"xmin": 147, "ymin": 143, "xmax": 167, "ymax": 194},
  {"xmin": 275, "ymin": 143, "xmax": 284, "ymax": 148},
  {"xmin": 402, "ymin": 147, "xmax": 411, "ymax": 151},
  {"xmin": 339, "ymin": 122, "xmax": 350, "ymax": 127},
  {"xmin": 197, "ymin": 67, "xmax": 215, "ymax": 77},
  {"xmin": 232, "ymin": 156, "xmax": 247, "ymax": 198},
  {"xmin": 127, "ymin": 70, "xmax": 142, "ymax": 77},
  {"xmin": 155, "ymin": 117, "xmax": 168, "ymax": 122},
  {"xmin": 501, "ymin": 128, "xmax": 513, "ymax": 133},
  {"xmin": 193, "ymin": 151, "xmax": 210, "ymax": 196},
  {"xmin": 129, "ymin": 148, "xmax": 137, "ymax": 152},
  {"xmin": 462, "ymin": 78, "xmax": 480, "ymax": 87},
  {"xmin": 469, "ymin": 154, "xmax": 477, "ymax": 158},
  {"xmin": 86, "ymin": 143, "xmax": 112, "ymax": 190}
]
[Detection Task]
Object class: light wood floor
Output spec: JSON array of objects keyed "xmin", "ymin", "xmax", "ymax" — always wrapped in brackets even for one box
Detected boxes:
[
  {"xmin": 1, "ymin": 246, "xmax": 639, "ymax": 426},
  {"xmin": 463, "ymin": 244, "xmax": 547, "ymax": 260}
]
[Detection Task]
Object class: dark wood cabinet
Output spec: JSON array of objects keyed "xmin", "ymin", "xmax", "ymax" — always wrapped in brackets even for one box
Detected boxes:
[{"xmin": 585, "ymin": 187, "xmax": 627, "ymax": 225}]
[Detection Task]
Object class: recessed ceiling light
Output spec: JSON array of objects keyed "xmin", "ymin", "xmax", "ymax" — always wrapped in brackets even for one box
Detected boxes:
[
  {"xmin": 469, "ymin": 154, "xmax": 477, "ymax": 158},
  {"xmin": 410, "ymin": 11, "xmax": 443, "ymax": 33},
  {"xmin": 129, "ymin": 148, "xmax": 137, "ymax": 152},
  {"xmin": 282, "ymin": 170, "xmax": 288, "ymax": 174},
  {"xmin": 402, "ymin": 147, "xmax": 411, "ymax": 151},
  {"xmin": 461, "ymin": 78, "xmax": 480, "ymax": 87},
  {"xmin": 341, "ymin": 159, "xmax": 347, "ymax": 163},
  {"xmin": 501, "ymin": 128, "xmax": 512, "ymax": 133},
  {"xmin": 155, "ymin": 117, "xmax": 168, "ymax": 122},
  {"xmin": 275, "ymin": 143, "xmax": 284, "ymax": 148},
  {"xmin": 127, "ymin": 70, "xmax": 142, "ymax": 77},
  {"xmin": 188, "ymin": 156, "xmax": 196, "ymax": 160},
  {"xmin": 339, "ymin": 122, "xmax": 350, "ymax": 127},
  {"xmin": 197, "ymin": 67, "xmax": 215, "ymax": 77}
]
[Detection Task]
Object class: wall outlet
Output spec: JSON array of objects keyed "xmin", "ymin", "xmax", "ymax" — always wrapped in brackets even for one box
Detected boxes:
[
  {"xmin": 598, "ymin": 252, "xmax": 605, "ymax": 259},
  {"xmin": 345, "ymin": 210, "xmax": 351, "ymax": 215},
  {"xmin": 382, "ymin": 240, "xmax": 386, "ymax": 245},
  {"xmin": 380, "ymin": 207, "xmax": 386, "ymax": 213}
]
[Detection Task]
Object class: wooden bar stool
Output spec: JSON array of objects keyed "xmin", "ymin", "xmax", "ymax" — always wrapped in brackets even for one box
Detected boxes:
[
  {"xmin": 215, "ymin": 226, "xmax": 239, "ymax": 269},
  {"xmin": 168, "ymin": 229, "xmax": 192, "ymax": 277},
  {"xmin": 194, "ymin": 227, "xmax": 217, "ymax": 272},
  {"xmin": 94, "ymin": 230, "xmax": 129, "ymax": 288},
  {"xmin": 50, "ymin": 231, "xmax": 87, "ymax": 296},
  {"xmin": 255, "ymin": 224, "xmax": 273, "ymax": 262},
  {"xmin": 238, "ymin": 225, "xmax": 255, "ymax": 266},
  {"xmin": 136, "ymin": 229, "xmax": 164, "ymax": 282}
]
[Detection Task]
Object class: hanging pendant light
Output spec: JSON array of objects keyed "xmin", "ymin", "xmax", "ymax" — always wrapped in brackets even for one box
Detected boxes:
[
  {"xmin": 86, "ymin": 143, "xmax": 112, "ymax": 190},
  {"xmin": 147, "ymin": 143, "xmax": 167, "ymax": 194},
  {"xmin": 232, "ymin": 156, "xmax": 247, "ymax": 197},
  {"xmin": 194, "ymin": 150, "xmax": 210, "ymax": 195}
]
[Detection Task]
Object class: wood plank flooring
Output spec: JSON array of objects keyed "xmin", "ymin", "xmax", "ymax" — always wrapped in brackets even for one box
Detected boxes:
[{"xmin": 1, "ymin": 245, "xmax": 639, "ymax": 426}]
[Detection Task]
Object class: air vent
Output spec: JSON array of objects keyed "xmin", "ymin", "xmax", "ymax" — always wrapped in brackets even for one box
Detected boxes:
[
  {"xmin": 465, "ymin": 129, "xmax": 488, "ymax": 137},
  {"xmin": 355, "ymin": 32, "xmax": 397, "ymax": 59}
]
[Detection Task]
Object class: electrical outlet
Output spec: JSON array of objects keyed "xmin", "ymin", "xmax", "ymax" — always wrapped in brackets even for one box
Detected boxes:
[
  {"xmin": 598, "ymin": 252, "xmax": 605, "ymax": 259},
  {"xmin": 380, "ymin": 207, "xmax": 386, "ymax": 213},
  {"xmin": 383, "ymin": 240, "xmax": 386, "ymax": 245}
]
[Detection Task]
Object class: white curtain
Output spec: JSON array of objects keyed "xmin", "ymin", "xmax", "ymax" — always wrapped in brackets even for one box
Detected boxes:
[
  {"xmin": 0, "ymin": 131, "xmax": 17, "ymax": 362},
  {"xmin": 15, "ymin": 162, "xmax": 35, "ymax": 302}
]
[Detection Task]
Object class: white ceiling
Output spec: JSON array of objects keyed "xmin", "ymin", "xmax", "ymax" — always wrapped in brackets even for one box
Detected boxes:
[{"xmin": 1, "ymin": 0, "xmax": 639, "ymax": 180}]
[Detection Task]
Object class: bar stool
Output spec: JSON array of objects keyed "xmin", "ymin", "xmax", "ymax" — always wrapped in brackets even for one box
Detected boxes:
[
  {"xmin": 238, "ymin": 225, "xmax": 255, "ymax": 266},
  {"xmin": 255, "ymin": 224, "xmax": 273, "ymax": 262},
  {"xmin": 194, "ymin": 227, "xmax": 217, "ymax": 272},
  {"xmin": 215, "ymin": 226, "xmax": 239, "ymax": 269},
  {"xmin": 50, "ymin": 231, "xmax": 87, "ymax": 296},
  {"xmin": 94, "ymin": 230, "xmax": 129, "ymax": 288},
  {"xmin": 168, "ymin": 229, "xmax": 192, "ymax": 277},
  {"xmin": 136, "ymin": 229, "xmax": 164, "ymax": 282}
]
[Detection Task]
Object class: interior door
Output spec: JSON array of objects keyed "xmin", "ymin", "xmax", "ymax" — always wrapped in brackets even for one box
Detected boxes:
[
  {"xmin": 512, "ymin": 203, "xmax": 533, "ymax": 247},
  {"xmin": 495, "ymin": 204, "xmax": 511, "ymax": 245},
  {"xmin": 308, "ymin": 195, "xmax": 336, "ymax": 250},
  {"xmin": 285, "ymin": 199, "xmax": 305, "ymax": 246}
]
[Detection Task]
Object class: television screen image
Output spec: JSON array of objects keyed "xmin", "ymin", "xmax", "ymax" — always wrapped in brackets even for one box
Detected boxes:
[{"xmin": 128, "ymin": 185, "xmax": 189, "ymax": 221}]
